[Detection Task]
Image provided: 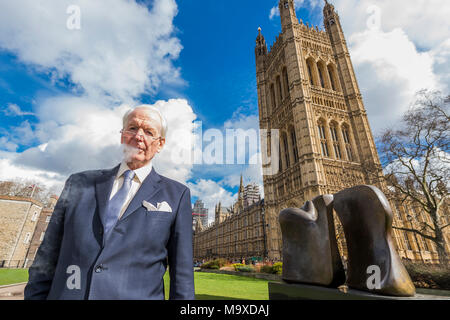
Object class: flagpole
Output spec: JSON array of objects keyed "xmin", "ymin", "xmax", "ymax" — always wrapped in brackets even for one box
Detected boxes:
[{"xmin": 30, "ymin": 184, "xmax": 37, "ymax": 198}]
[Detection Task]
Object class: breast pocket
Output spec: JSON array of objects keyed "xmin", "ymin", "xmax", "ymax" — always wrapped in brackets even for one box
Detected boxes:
[
  {"xmin": 144, "ymin": 210, "xmax": 174, "ymax": 233},
  {"xmin": 142, "ymin": 210, "xmax": 174, "ymax": 249}
]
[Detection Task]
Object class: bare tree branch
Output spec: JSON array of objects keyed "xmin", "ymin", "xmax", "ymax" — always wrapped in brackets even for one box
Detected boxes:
[
  {"xmin": 377, "ymin": 90, "xmax": 450, "ymax": 261},
  {"xmin": 393, "ymin": 226, "xmax": 436, "ymax": 242}
]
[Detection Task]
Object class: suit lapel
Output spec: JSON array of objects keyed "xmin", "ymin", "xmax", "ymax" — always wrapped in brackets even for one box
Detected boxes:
[
  {"xmin": 95, "ymin": 165, "xmax": 120, "ymax": 231},
  {"xmin": 118, "ymin": 167, "xmax": 162, "ymax": 223}
]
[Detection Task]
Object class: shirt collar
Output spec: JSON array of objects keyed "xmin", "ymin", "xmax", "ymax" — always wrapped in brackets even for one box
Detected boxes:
[{"xmin": 117, "ymin": 161, "xmax": 153, "ymax": 183}]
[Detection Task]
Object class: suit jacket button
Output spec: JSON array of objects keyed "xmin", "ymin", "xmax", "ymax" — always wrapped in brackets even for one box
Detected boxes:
[{"xmin": 95, "ymin": 265, "xmax": 103, "ymax": 273}]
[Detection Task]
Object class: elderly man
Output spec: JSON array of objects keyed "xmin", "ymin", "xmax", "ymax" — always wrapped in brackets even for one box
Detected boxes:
[{"xmin": 24, "ymin": 105, "xmax": 195, "ymax": 300}]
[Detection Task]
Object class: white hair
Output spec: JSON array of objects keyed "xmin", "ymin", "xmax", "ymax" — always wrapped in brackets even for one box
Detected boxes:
[{"xmin": 122, "ymin": 105, "xmax": 168, "ymax": 138}]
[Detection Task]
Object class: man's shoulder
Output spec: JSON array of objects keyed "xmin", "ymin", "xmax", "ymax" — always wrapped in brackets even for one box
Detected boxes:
[
  {"xmin": 68, "ymin": 166, "xmax": 118, "ymax": 184},
  {"xmin": 157, "ymin": 173, "xmax": 190, "ymax": 194}
]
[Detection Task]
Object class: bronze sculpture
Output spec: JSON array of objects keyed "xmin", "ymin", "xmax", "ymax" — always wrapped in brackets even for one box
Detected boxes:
[
  {"xmin": 279, "ymin": 185, "xmax": 416, "ymax": 297},
  {"xmin": 279, "ymin": 195, "xmax": 345, "ymax": 287}
]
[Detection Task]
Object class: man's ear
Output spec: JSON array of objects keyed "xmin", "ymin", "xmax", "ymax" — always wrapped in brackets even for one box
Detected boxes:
[{"xmin": 157, "ymin": 138, "xmax": 166, "ymax": 153}]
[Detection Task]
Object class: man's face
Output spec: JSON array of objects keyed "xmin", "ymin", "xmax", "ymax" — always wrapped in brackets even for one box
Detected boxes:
[{"xmin": 120, "ymin": 108, "xmax": 165, "ymax": 170}]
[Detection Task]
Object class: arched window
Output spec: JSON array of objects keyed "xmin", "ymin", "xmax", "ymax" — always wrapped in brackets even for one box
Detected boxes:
[
  {"xmin": 282, "ymin": 68, "xmax": 290, "ymax": 96},
  {"xmin": 317, "ymin": 120, "xmax": 329, "ymax": 157},
  {"xmin": 318, "ymin": 67, "xmax": 325, "ymax": 88},
  {"xmin": 282, "ymin": 133, "xmax": 290, "ymax": 168},
  {"xmin": 270, "ymin": 84, "xmax": 277, "ymax": 109},
  {"xmin": 403, "ymin": 232, "xmax": 412, "ymax": 251},
  {"xmin": 307, "ymin": 64, "xmax": 314, "ymax": 85},
  {"xmin": 279, "ymin": 141, "xmax": 283, "ymax": 171},
  {"xmin": 290, "ymin": 128, "xmax": 299, "ymax": 163},
  {"xmin": 276, "ymin": 76, "xmax": 283, "ymax": 102},
  {"xmin": 342, "ymin": 125, "xmax": 354, "ymax": 161},
  {"xmin": 327, "ymin": 64, "xmax": 337, "ymax": 91},
  {"xmin": 317, "ymin": 60, "xmax": 332, "ymax": 89},
  {"xmin": 330, "ymin": 123, "xmax": 342, "ymax": 159},
  {"xmin": 306, "ymin": 58, "xmax": 316, "ymax": 86}
]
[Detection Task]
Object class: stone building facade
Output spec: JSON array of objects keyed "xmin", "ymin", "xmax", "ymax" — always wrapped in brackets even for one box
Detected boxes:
[
  {"xmin": 193, "ymin": 199, "xmax": 266, "ymax": 262},
  {"xmin": 255, "ymin": 0, "xmax": 386, "ymax": 261},
  {"xmin": 255, "ymin": 0, "xmax": 448, "ymax": 262},
  {"xmin": 194, "ymin": 177, "xmax": 267, "ymax": 262},
  {"xmin": 193, "ymin": 0, "xmax": 448, "ymax": 264},
  {"xmin": 25, "ymin": 196, "xmax": 58, "ymax": 267},
  {"xmin": 0, "ymin": 196, "xmax": 44, "ymax": 267},
  {"xmin": 0, "ymin": 194, "xmax": 57, "ymax": 268},
  {"xmin": 388, "ymin": 193, "xmax": 450, "ymax": 263}
]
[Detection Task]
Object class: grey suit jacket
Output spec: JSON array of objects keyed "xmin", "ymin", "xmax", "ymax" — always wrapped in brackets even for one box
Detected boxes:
[{"xmin": 24, "ymin": 165, "xmax": 195, "ymax": 300}]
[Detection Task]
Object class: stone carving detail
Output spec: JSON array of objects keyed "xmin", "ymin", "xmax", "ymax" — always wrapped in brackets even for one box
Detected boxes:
[{"xmin": 279, "ymin": 185, "xmax": 416, "ymax": 297}]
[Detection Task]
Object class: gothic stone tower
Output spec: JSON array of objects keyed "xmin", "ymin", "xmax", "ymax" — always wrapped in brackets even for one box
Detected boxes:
[{"xmin": 255, "ymin": 0, "xmax": 385, "ymax": 260}]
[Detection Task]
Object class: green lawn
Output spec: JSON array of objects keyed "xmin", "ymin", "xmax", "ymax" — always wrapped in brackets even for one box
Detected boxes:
[
  {"xmin": 0, "ymin": 269, "xmax": 29, "ymax": 286},
  {"xmin": 0, "ymin": 269, "xmax": 269, "ymax": 300},
  {"xmin": 166, "ymin": 272, "xmax": 269, "ymax": 300}
]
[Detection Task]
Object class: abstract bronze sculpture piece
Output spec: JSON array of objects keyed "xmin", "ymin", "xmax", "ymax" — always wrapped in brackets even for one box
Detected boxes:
[
  {"xmin": 279, "ymin": 185, "xmax": 416, "ymax": 297},
  {"xmin": 279, "ymin": 195, "xmax": 345, "ymax": 287}
]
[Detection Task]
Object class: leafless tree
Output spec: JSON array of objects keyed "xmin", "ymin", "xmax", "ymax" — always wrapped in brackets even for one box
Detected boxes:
[
  {"xmin": 378, "ymin": 90, "xmax": 449, "ymax": 264},
  {"xmin": 0, "ymin": 178, "xmax": 57, "ymax": 208}
]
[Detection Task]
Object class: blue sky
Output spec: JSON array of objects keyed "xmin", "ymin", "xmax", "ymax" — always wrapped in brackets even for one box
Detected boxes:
[{"xmin": 0, "ymin": 0, "xmax": 448, "ymax": 220}]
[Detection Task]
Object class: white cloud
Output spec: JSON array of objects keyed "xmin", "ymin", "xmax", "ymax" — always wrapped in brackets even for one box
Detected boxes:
[
  {"xmin": 8, "ymin": 97, "xmax": 197, "ymax": 184},
  {"xmin": 335, "ymin": 0, "xmax": 450, "ymax": 50},
  {"xmin": 0, "ymin": 0, "xmax": 198, "ymax": 194},
  {"xmin": 0, "ymin": 153, "xmax": 66, "ymax": 192},
  {"xmin": 267, "ymin": 0, "xmax": 449, "ymax": 135},
  {"xmin": 192, "ymin": 108, "xmax": 265, "ymax": 214},
  {"xmin": 0, "ymin": 0, "xmax": 182, "ymax": 103},
  {"xmin": 2, "ymin": 103, "xmax": 35, "ymax": 116},
  {"xmin": 269, "ymin": 6, "xmax": 279, "ymax": 20},
  {"xmin": 348, "ymin": 28, "xmax": 440, "ymax": 134},
  {"xmin": 332, "ymin": 0, "xmax": 449, "ymax": 134},
  {"xmin": 152, "ymin": 99, "xmax": 197, "ymax": 183},
  {"xmin": 0, "ymin": 137, "xmax": 18, "ymax": 152},
  {"xmin": 188, "ymin": 179, "xmax": 236, "ymax": 224},
  {"xmin": 430, "ymin": 39, "xmax": 450, "ymax": 94}
]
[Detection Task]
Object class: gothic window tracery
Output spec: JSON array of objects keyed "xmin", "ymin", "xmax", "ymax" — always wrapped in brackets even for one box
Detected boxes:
[
  {"xmin": 306, "ymin": 58, "xmax": 316, "ymax": 86},
  {"xmin": 342, "ymin": 125, "xmax": 354, "ymax": 161},
  {"xmin": 317, "ymin": 61, "xmax": 329, "ymax": 89},
  {"xmin": 282, "ymin": 67, "xmax": 290, "ymax": 96},
  {"xmin": 318, "ymin": 65, "xmax": 325, "ymax": 88},
  {"xmin": 276, "ymin": 75, "xmax": 283, "ymax": 102},
  {"xmin": 317, "ymin": 120, "xmax": 330, "ymax": 157},
  {"xmin": 270, "ymin": 83, "xmax": 277, "ymax": 110},
  {"xmin": 330, "ymin": 122, "xmax": 342, "ymax": 159},
  {"xmin": 290, "ymin": 128, "xmax": 299, "ymax": 163},
  {"xmin": 328, "ymin": 64, "xmax": 336, "ymax": 91},
  {"xmin": 282, "ymin": 132, "xmax": 290, "ymax": 168}
]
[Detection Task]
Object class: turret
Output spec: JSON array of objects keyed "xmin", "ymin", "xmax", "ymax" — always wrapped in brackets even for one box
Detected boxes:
[
  {"xmin": 255, "ymin": 27, "xmax": 267, "ymax": 58},
  {"xmin": 279, "ymin": 0, "xmax": 298, "ymax": 32}
]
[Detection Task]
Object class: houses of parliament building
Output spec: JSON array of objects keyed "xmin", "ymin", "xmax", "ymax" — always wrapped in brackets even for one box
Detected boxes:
[{"xmin": 193, "ymin": 0, "xmax": 449, "ymax": 264}]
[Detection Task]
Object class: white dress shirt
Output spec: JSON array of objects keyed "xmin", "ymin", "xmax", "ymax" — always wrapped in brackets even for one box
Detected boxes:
[{"xmin": 110, "ymin": 161, "xmax": 153, "ymax": 219}]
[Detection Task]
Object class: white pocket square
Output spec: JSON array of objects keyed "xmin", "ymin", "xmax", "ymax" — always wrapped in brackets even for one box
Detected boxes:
[{"xmin": 142, "ymin": 200, "xmax": 172, "ymax": 213}]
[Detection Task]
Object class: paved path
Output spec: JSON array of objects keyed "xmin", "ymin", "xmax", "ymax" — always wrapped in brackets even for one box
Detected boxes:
[{"xmin": 0, "ymin": 283, "xmax": 26, "ymax": 300}]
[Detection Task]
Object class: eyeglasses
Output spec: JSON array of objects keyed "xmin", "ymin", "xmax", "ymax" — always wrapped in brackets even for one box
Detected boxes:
[{"xmin": 120, "ymin": 129, "xmax": 162, "ymax": 141}]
